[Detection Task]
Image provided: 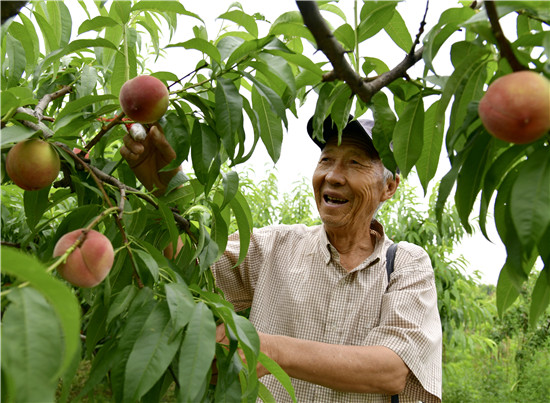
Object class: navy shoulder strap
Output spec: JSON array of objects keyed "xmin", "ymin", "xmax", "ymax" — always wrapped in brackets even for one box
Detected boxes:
[
  {"xmin": 386, "ymin": 243, "xmax": 400, "ymax": 403},
  {"xmin": 385, "ymin": 243, "xmax": 398, "ymax": 283}
]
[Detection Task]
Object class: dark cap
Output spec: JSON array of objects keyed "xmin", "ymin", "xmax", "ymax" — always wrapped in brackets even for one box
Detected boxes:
[
  {"xmin": 307, "ymin": 115, "xmax": 399, "ymax": 174},
  {"xmin": 307, "ymin": 115, "xmax": 378, "ymax": 156}
]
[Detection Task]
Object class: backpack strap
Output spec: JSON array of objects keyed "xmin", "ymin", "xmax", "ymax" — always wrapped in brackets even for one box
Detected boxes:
[
  {"xmin": 385, "ymin": 242, "xmax": 400, "ymax": 403},
  {"xmin": 385, "ymin": 243, "xmax": 398, "ymax": 284}
]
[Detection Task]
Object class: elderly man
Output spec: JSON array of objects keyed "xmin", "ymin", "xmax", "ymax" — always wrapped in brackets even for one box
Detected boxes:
[{"xmin": 121, "ymin": 116, "xmax": 442, "ymax": 403}]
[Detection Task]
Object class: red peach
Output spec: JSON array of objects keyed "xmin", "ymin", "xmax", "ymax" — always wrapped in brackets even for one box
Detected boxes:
[
  {"xmin": 119, "ymin": 75, "xmax": 169, "ymax": 124},
  {"xmin": 478, "ymin": 71, "xmax": 550, "ymax": 144},
  {"xmin": 6, "ymin": 139, "xmax": 60, "ymax": 191},
  {"xmin": 53, "ymin": 229, "xmax": 114, "ymax": 288}
]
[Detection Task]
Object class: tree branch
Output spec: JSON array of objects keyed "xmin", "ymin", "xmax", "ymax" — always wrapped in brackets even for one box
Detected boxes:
[
  {"xmin": 296, "ymin": 0, "xmax": 426, "ymax": 104},
  {"xmin": 484, "ymin": 0, "xmax": 526, "ymax": 72},
  {"xmin": 35, "ymin": 85, "xmax": 72, "ymax": 121},
  {"xmin": 85, "ymin": 112, "xmax": 126, "ymax": 151}
]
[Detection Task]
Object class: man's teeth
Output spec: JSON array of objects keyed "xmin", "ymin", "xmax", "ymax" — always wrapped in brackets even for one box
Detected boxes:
[{"xmin": 325, "ymin": 195, "xmax": 347, "ymax": 204}]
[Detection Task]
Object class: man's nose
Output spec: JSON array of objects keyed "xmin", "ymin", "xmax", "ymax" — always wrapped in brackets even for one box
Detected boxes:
[{"xmin": 325, "ymin": 163, "xmax": 346, "ymax": 185}]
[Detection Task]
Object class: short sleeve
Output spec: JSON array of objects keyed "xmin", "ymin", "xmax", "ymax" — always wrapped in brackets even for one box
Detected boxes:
[{"xmin": 363, "ymin": 242, "xmax": 442, "ymax": 403}]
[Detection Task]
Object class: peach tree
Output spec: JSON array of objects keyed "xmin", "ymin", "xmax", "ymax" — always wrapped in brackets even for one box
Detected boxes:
[{"xmin": 1, "ymin": 1, "xmax": 549, "ymax": 402}]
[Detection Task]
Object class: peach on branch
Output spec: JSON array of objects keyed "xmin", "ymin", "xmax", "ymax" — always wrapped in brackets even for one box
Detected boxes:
[
  {"xmin": 119, "ymin": 75, "xmax": 169, "ymax": 124},
  {"xmin": 53, "ymin": 229, "xmax": 114, "ymax": 288},
  {"xmin": 6, "ymin": 139, "xmax": 60, "ymax": 191},
  {"xmin": 478, "ymin": 71, "xmax": 550, "ymax": 144}
]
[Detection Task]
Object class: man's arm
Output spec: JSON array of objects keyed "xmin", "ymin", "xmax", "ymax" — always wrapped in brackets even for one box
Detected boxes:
[
  {"xmin": 217, "ymin": 325, "xmax": 409, "ymax": 395},
  {"xmin": 264, "ymin": 333, "xmax": 409, "ymax": 395}
]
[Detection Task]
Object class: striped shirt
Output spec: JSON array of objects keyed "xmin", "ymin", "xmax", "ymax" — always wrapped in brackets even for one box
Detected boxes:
[{"xmin": 212, "ymin": 222, "xmax": 442, "ymax": 403}]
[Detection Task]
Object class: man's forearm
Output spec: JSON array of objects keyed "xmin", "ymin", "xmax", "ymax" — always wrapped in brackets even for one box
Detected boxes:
[{"xmin": 260, "ymin": 333, "xmax": 409, "ymax": 395}]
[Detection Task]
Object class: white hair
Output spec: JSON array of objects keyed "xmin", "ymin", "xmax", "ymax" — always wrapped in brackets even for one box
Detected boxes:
[{"xmin": 373, "ymin": 167, "xmax": 397, "ymax": 218}]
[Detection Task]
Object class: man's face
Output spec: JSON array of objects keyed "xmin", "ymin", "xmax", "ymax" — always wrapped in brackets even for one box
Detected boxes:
[{"xmin": 312, "ymin": 135, "xmax": 391, "ymax": 231}]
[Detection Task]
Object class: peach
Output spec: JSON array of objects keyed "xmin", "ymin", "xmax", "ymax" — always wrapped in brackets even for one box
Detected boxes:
[
  {"xmin": 53, "ymin": 229, "xmax": 114, "ymax": 288},
  {"xmin": 478, "ymin": 71, "xmax": 550, "ymax": 144},
  {"xmin": 6, "ymin": 139, "xmax": 61, "ymax": 191},
  {"xmin": 119, "ymin": 75, "xmax": 169, "ymax": 124}
]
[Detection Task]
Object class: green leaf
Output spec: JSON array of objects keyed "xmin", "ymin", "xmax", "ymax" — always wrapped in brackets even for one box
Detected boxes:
[
  {"xmin": 165, "ymin": 283, "xmax": 195, "ymax": 332},
  {"xmin": 221, "ymin": 170, "xmax": 240, "ymax": 211},
  {"xmin": 167, "ymin": 38, "xmax": 222, "ymax": 65},
  {"xmin": 8, "ymin": 22, "xmax": 37, "ymax": 75},
  {"xmin": 191, "ymin": 122, "xmax": 221, "ymax": 193},
  {"xmin": 1, "ymin": 248, "xmax": 81, "ymax": 379},
  {"xmin": 333, "ymin": 23, "xmax": 355, "ymax": 51},
  {"xmin": 226, "ymin": 36, "xmax": 271, "ymax": 67},
  {"xmin": 479, "ymin": 144, "xmax": 528, "ymax": 238},
  {"xmin": 229, "ymin": 190, "xmax": 253, "ymax": 268},
  {"xmin": 511, "ymin": 147, "xmax": 550, "ymax": 247},
  {"xmin": 111, "ymin": 45, "xmax": 137, "ymax": 96},
  {"xmin": 177, "ymin": 302, "xmax": 216, "ymax": 403},
  {"xmin": 211, "ymin": 204, "xmax": 229, "ymax": 262},
  {"xmin": 371, "ymin": 91, "xmax": 398, "ymax": 174},
  {"xmin": 0, "ymin": 126, "xmax": 35, "ymax": 148},
  {"xmin": 18, "ymin": 13, "xmax": 41, "ymax": 69},
  {"xmin": 529, "ymin": 267, "xmax": 550, "ymax": 328},
  {"xmin": 131, "ymin": 1, "xmax": 203, "ymax": 22},
  {"xmin": 77, "ymin": 64, "xmax": 99, "ymax": 97},
  {"xmin": 455, "ymin": 132, "xmax": 492, "ymax": 233},
  {"xmin": 435, "ymin": 46, "xmax": 490, "ymax": 151},
  {"xmin": 252, "ymin": 85, "xmax": 283, "ymax": 163},
  {"xmin": 218, "ymin": 10, "xmax": 258, "ymax": 38},
  {"xmin": 157, "ymin": 200, "xmax": 180, "ymax": 260},
  {"xmin": 392, "ymin": 94, "xmax": 425, "ymax": 178},
  {"xmin": 496, "ymin": 264, "xmax": 520, "ymax": 317},
  {"xmin": 110, "ymin": 288, "xmax": 157, "ymax": 401},
  {"xmin": 134, "ymin": 249, "xmax": 160, "ymax": 283},
  {"xmin": 415, "ymin": 101, "xmax": 442, "ymax": 194},
  {"xmin": 242, "ymin": 71, "xmax": 288, "ymax": 128},
  {"xmin": 123, "ymin": 302, "xmax": 182, "ymax": 402},
  {"xmin": 5, "ymin": 35, "xmax": 26, "ymax": 87},
  {"xmin": 78, "ymin": 15, "xmax": 119, "ymax": 35},
  {"xmin": 266, "ymin": 49, "xmax": 323, "ymax": 77},
  {"xmin": 24, "ymin": 185, "xmax": 52, "ymax": 231},
  {"xmin": 160, "ymin": 111, "xmax": 192, "ymax": 171},
  {"xmin": 258, "ymin": 352, "xmax": 297, "ymax": 403},
  {"xmin": 357, "ymin": 1, "xmax": 397, "ymax": 42},
  {"xmin": 422, "ymin": 7, "xmax": 476, "ymax": 73},
  {"xmin": 1, "ymin": 288, "xmax": 64, "ymax": 403},
  {"xmin": 35, "ymin": 38, "xmax": 119, "ymax": 80},
  {"xmin": 215, "ymin": 77, "xmax": 243, "ymax": 159},
  {"xmin": 106, "ymin": 284, "xmax": 139, "ymax": 326},
  {"xmin": 310, "ymin": 82, "xmax": 337, "ymax": 143},
  {"xmin": 447, "ymin": 48, "xmax": 488, "ymax": 144},
  {"xmin": 34, "ymin": 5, "xmax": 58, "ymax": 54},
  {"xmin": 384, "ymin": 10, "xmax": 413, "ymax": 52},
  {"xmin": 57, "ymin": 1, "xmax": 72, "ymax": 47},
  {"xmin": 330, "ymin": 85, "xmax": 353, "ymax": 135},
  {"xmin": 269, "ymin": 12, "xmax": 315, "ymax": 43}
]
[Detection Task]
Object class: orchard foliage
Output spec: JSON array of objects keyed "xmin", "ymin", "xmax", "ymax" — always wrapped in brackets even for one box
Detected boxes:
[{"xmin": 0, "ymin": 1, "xmax": 549, "ymax": 402}]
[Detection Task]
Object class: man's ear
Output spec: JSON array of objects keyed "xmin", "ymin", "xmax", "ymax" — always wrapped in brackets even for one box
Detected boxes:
[{"xmin": 383, "ymin": 174, "xmax": 400, "ymax": 200}]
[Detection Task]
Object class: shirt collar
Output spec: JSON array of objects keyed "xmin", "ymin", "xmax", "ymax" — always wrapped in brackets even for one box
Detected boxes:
[{"xmin": 317, "ymin": 220, "xmax": 386, "ymax": 268}]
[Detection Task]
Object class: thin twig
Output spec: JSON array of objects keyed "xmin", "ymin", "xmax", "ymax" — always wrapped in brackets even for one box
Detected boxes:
[
  {"xmin": 484, "ymin": 0, "xmax": 526, "ymax": 72},
  {"xmin": 85, "ymin": 112, "xmax": 125, "ymax": 151}
]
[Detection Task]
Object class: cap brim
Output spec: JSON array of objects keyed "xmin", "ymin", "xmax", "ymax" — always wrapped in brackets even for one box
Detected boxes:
[{"xmin": 307, "ymin": 115, "xmax": 376, "ymax": 150}]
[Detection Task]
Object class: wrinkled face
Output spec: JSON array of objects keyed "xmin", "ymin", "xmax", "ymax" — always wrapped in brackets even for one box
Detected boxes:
[{"xmin": 312, "ymin": 135, "xmax": 392, "ymax": 231}]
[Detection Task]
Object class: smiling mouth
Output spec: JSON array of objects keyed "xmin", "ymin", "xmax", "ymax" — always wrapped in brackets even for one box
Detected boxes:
[{"xmin": 324, "ymin": 195, "xmax": 348, "ymax": 205}]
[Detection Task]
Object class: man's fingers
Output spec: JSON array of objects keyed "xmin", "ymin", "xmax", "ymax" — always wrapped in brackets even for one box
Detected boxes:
[
  {"xmin": 122, "ymin": 134, "xmax": 145, "ymax": 155},
  {"xmin": 216, "ymin": 323, "xmax": 227, "ymax": 344},
  {"xmin": 149, "ymin": 125, "xmax": 176, "ymax": 162}
]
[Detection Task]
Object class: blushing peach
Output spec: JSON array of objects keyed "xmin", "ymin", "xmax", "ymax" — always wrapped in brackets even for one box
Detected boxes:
[{"xmin": 53, "ymin": 229, "xmax": 114, "ymax": 288}]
